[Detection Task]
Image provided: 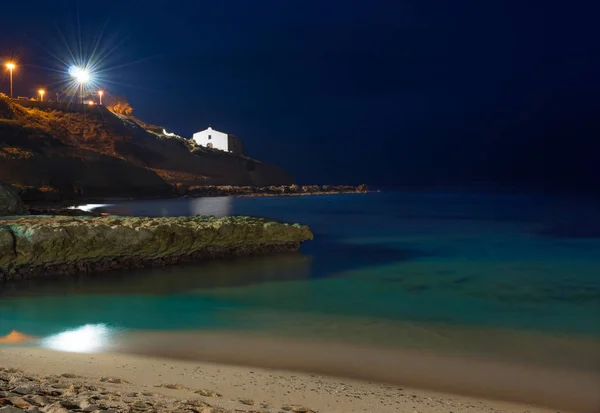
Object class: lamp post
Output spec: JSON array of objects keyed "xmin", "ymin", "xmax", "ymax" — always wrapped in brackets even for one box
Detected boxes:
[
  {"xmin": 98, "ymin": 90, "xmax": 103, "ymax": 105},
  {"xmin": 69, "ymin": 67, "xmax": 90, "ymax": 104},
  {"xmin": 5, "ymin": 63, "xmax": 15, "ymax": 98},
  {"xmin": 38, "ymin": 89, "xmax": 45, "ymax": 102}
]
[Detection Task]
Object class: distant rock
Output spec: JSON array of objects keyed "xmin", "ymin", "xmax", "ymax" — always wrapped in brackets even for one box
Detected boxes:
[
  {"xmin": 0, "ymin": 183, "xmax": 28, "ymax": 216},
  {"xmin": 184, "ymin": 184, "xmax": 370, "ymax": 198}
]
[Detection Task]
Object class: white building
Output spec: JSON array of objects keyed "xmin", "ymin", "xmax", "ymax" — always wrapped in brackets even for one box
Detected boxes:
[{"xmin": 192, "ymin": 126, "xmax": 244, "ymax": 155}]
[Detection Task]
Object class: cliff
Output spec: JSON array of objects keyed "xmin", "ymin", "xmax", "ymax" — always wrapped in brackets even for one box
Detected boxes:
[{"xmin": 0, "ymin": 97, "xmax": 293, "ymax": 201}]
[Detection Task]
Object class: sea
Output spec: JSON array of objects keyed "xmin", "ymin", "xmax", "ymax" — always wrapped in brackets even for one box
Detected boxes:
[{"xmin": 1, "ymin": 190, "xmax": 599, "ymax": 374}]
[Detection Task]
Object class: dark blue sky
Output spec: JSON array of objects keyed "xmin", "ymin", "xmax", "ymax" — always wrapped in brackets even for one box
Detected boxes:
[{"xmin": 2, "ymin": 1, "xmax": 599, "ymax": 190}]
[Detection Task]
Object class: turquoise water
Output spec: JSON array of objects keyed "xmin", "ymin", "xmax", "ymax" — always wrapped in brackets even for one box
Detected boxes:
[{"xmin": 1, "ymin": 191, "xmax": 600, "ymax": 349}]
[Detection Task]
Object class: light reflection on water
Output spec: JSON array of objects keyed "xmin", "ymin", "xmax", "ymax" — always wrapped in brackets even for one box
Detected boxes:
[{"xmin": 39, "ymin": 324, "xmax": 115, "ymax": 353}]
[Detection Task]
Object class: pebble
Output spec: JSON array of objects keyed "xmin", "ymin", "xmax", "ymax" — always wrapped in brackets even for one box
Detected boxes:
[
  {"xmin": 99, "ymin": 377, "xmax": 129, "ymax": 384},
  {"xmin": 195, "ymin": 389, "xmax": 219, "ymax": 397},
  {"xmin": 5, "ymin": 396, "xmax": 30, "ymax": 409},
  {"xmin": 0, "ymin": 407, "xmax": 26, "ymax": 413},
  {"xmin": 0, "ymin": 366, "xmax": 324, "ymax": 413}
]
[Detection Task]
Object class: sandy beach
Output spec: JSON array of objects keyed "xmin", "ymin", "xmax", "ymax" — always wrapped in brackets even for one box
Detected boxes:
[
  {"xmin": 2, "ymin": 330, "xmax": 599, "ymax": 413},
  {"xmin": 0, "ymin": 347, "xmax": 561, "ymax": 413}
]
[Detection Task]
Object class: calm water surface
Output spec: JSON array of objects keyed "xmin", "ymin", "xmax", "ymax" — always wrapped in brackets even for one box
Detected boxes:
[{"xmin": 1, "ymin": 191, "xmax": 599, "ymax": 367}]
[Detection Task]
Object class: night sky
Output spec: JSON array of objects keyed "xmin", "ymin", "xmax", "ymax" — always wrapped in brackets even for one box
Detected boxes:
[{"xmin": 1, "ymin": 1, "xmax": 599, "ymax": 191}]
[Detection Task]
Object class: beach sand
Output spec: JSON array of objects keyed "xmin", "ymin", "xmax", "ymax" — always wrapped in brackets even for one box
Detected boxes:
[{"xmin": 2, "ymin": 331, "xmax": 599, "ymax": 413}]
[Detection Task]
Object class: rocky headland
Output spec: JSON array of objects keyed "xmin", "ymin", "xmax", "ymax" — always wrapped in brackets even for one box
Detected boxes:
[
  {"xmin": 0, "ymin": 97, "xmax": 292, "ymax": 202},
  {"xmin": 0, "ymin": 215, "xmax": 313, "ymax": 281}
]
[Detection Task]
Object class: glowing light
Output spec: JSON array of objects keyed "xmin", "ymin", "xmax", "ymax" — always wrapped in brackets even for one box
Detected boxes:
[
  {"xmin": 6, "ymin": 63, "xmax": 16, "ymax": 98},
  {"xmin": 88, "ymin": 100, "xmax": 94, "ymax": 105},
  {"xmin": 69, "ymin": 66, "xmax": 91, "ymax": 83},
  {"xmin": 38, "ymin": 89, "xmax": 45, "ymax": 101},
  {"xmin": 68, "ymin": 203, "xmax": 112, "ymax": 212},
  {"xmin": 40, "ymin": 324, "xmax": 113, "ymax": 353}
]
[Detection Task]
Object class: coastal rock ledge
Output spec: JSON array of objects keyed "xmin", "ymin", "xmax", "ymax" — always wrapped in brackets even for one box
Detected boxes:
[{"xmin": 0, "ymin": 215, "xmax": 313, "ymax": 281}]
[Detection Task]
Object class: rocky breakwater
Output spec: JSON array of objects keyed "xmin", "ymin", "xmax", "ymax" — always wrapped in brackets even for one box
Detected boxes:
[
  {"xmin": 0, "ymin": 216, "xmax": 313, "ymax": 281},
  {"xmin": 179, "ymin": 184, "xmax": 370, "ymax": 197}
]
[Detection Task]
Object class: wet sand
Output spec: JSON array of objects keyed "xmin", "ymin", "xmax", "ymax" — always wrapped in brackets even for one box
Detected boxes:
[
  {"xmin": 0, "ymin": 346, "xmax": 564, "ymax": 413},
  {"xmin": 2, "ymin": 330, "xmax": 599, "ymax": 413}
]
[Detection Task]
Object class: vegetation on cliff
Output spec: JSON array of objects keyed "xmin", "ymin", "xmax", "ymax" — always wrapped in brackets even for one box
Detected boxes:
[{"xmin": 0, "ymin": 95, "xmax": 293, "ymax": 200}]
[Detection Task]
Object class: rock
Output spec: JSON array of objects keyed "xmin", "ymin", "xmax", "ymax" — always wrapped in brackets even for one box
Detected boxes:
[
  {"xmin": 49, "ymin": 384, "xmax": 70, "ymax": 390},
  {"xmin": 41, "ymin": 403, "xmax": 70, "ymax": 413},
  {"xmin": 131, "ymin": 400, "xmax": 152, "ymax": 409},
  {"xmin": 0, "ymin": 183, "xmax": 28, "ymax": 216},
  {"xmin": 0, "ymin": 406, "xmax": 26, "ymax": 412},
  {"xmin": 194, "ymin": 389, "xmax": 219, "ymax": 397},
  {"xmin": 99, "ymin": 377, "xmax": 129, "ymax": 385},
  {"xmin": 9, "ymin": 387, "xmax": 30, "ymax": 396},
  {"xmin": 5, "ymin": 397, "xmax": 30, "ymax": 409},
  {"xmin": 159, "ymin": 384, "xmax": 186, "ymax": 390},
  {"xmin": 24, "ymin": 395, "xmax": 49, "ymax": 407},
  {"xmin": 58, "ymin": 400, "xmax": 80, "ymax": 410},
  {"xmin": 239, "ymin": 398, "xmax": 254, "ymax": 406},
  {"xmin": 59, "ymin": 374, "xmax": 79, "ymax": 379},
  {"xmin": 0, "ymin": 216, "xmax": 313, "ymax": 281},
  {"xmin": 282, "ymin": 405, "xmax": 314, "ymax": 412}
]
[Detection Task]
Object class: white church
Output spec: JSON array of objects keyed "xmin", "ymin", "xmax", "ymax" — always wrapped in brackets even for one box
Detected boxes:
[{"xmin": 192, "ymin": 126, "xmax": 244, "ymax": 155}]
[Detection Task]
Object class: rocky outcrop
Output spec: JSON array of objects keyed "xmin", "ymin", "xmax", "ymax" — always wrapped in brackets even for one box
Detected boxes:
[
  {"xmin": 180, "ymin": 184, "xmax": 371, "ymax": 197},
  {"xmin": 0, "ymin": 97, "xmax": 293, "ymax": 201},
  {"xmin": 0, "ymin": 182, "xmax": 28, "ymax": 216},
  {"xmin": 0, "ymin": 215, "xmax": 313, "ymax": 281}
]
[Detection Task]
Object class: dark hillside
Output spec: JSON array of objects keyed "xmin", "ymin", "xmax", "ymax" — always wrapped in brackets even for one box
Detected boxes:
[{"xmin": 0, "ymin": 97, "xmax": 292, "ymax": 200}]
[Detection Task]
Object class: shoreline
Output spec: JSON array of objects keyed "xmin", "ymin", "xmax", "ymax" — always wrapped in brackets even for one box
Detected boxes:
[
  {"xmin": 17, "ymin": 184, "xmax": 374, "ymax": 209},
  {"xmin": 0, "ymin": 348, "xmax": 571, "ymax": 413},
  {"xmin": 1, "ymin": 329, "xmax": 599, "ymax": 413},
  {"xmin": 110, "ymin": 330, "xmax": 600, "ymax": 413}
]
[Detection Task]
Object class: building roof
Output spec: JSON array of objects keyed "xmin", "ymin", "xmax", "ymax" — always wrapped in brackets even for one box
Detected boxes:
[{"xmin": 195, "ymin": 126, "xmax": 239, "ymax": 139}]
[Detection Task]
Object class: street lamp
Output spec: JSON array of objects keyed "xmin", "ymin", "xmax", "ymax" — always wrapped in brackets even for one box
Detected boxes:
[
  {"xmin": 98, "ymin": 90, "xmax": 103, "ymax": 105},
  {"xmin": 69, "ymin": 66, "xmax": 90, "ymax": 104},
  {"xmin": 38, "ymin": 89, "xmax": 45, "ymax": 102},
  {"xmin": 5, "ymin": 62, "xmax": 16, "ymax": 98}
]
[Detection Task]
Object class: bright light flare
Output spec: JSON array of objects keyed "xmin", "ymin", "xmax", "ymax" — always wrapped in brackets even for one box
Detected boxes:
[
  {"xmin": 69, "ymin": 66, "xmax": 91, "ymax": 83},
  {"xmin": 5, "ymin": 62, "xmax": 15, "ymax": 70},
  {"xmin": 40, "ymin": 324, "xmax": 113, "ymax": 353},
  {"xmin": 68, "ymin": 203, "xmax": 112, "ymax": 212}
]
